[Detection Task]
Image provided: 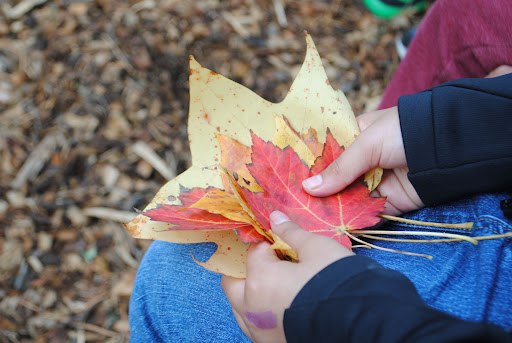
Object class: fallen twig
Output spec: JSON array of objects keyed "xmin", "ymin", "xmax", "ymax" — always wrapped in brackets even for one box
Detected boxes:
[
  {"xmin": 83, "ymin": 207, "xmax": 137, "ymax": 223},
  {"xmin": 1, "ymin": 0, "xmax": 48, "ymax": 19},
  {"xmin": 11, "ymin": 132, "xmax": 64, "ymax": 190},
  {"xmin": 132, "ymin": 141, "xmax": 176, "ymax": 181},
  {"xmin": 273, "ymin": 0, "xmax": 288, "ymax": 27},
  {"xmin": 222, "ymin": 11, "xmax": 250, "ymax": 38},
  {"xmin": 73, "ymin": 323, "xmax": 117, "ymax": 338}
]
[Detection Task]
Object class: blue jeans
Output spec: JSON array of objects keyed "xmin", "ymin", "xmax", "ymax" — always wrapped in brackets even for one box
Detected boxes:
[{"xmin": 129, "ymin": 193, "xmax": 512, "ymax": 342}]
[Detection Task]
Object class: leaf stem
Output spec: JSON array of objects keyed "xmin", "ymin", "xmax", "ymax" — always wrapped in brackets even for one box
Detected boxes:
[
  {"xmin": 351, "ymin": 244, "xmax": 371, "ymax": 249},
  {"xmin": 358, "ymin": 234, "xmax": 459, "ymax": 243},
  {"xmin": 470, "ymin": 232, "xmax": 512, "ymax": 240},
  {"xmin": 350, "ymin": 230, "xmax": 478, "ymax": 245},
  {"xmin": 360, "ymin": 232, "xmax": 512, "ymax": 243},
  {"xmin": 345, "ymin": 232, "xmax": 433, "ymax": 259},
  {"xmin": 380, "ymin": 214, "xmax": 473, "ymax": 230}
]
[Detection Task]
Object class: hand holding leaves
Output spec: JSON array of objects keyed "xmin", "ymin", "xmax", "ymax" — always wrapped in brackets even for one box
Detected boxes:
[
  {"xmin": 143, "ymin": 126, "xmax": 386, "ymax": 262},
  {"xmin": 125, "ymin": 34, "xmax": 490, "ymax": 277},
  {"xmin": 222, "ymin": 211, "xmax": 353, "ymax": 343},
  {"xmin": 304, "ymin": 106, "xmax": 424, "ymax": 215}
]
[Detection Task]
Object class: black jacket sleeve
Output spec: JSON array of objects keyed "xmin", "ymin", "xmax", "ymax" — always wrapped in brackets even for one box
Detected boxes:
[
  {"xmin": 398, "ymin": 74, "xmax": 512, "ymax": 205},
  {"xmin": 283, "ymin": 255, "xmax": 511, "ymax": 343}
]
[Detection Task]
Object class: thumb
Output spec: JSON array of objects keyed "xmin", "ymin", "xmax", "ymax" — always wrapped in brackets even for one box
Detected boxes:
[
  {"xmin": 245, "ymin": 241, "xmax": 279, "ymax": 273},
  {"xmin": 269, "ymin": 211, "xmax": 353, "ymax": 261},
  {"xmin": 269, "ymin": 211, "xmax": 322, "ymax": 255},
  {"xmin": 303, "ymin": 127, "xmax": 382, "ymax": 197},
  {"xmin": 303, "ymin": 106, "xmax": 402, "ymax": 197}
]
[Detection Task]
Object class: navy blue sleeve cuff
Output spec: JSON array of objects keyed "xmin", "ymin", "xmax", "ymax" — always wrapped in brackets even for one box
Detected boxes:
[
  {"xmin": 283, "ymin": 255, "xmax": 512, "ymax": 343},
  {"xmin": 398, "ymin": 91, "xmax": 436, "ymax": 174},
  {"xmin": 286, "ymin": 255, "xmax": 384, "ymax": 308},
  {"xmin": 397, "ymin": 75, "xmax": 512, "ymax": 205},
  {"xmin": 283, "ymin": 255, "xmax": 424, "ymax": 342}
]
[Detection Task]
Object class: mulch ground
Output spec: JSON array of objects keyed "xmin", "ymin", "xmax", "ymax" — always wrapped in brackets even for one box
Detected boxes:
[{"xmin": 0, "ymin": 0, "xmax": 422, "ymax": 341}]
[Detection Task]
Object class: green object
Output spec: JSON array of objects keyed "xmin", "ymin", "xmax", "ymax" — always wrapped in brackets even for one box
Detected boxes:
[
  {"xmin": 364, "ymin": 0, "xmax": 427, "ymax": 19},
  {"xmin": 82, "ymin": 247, "xmax": 98, "ymax": 263}
]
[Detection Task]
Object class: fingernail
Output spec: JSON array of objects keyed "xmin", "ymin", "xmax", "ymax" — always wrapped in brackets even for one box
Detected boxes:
[
  {"xmin": 270, "ymin": 211, "xmax": 290, "ymax": 225},
  {"xmin": 302, "ymin": 174, "xmax": 322, "ymax": 190}
]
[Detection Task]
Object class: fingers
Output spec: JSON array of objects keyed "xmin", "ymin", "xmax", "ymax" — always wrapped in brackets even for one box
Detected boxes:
[
  {"xmin": 245, "ymin": 241, "xmax": 279, "ymax": 272},
  {"xmin": 356, "ymin": 108, "xmax": 386, "ymax": 131},
  {"xmin": 303, "ymin": 106, "xmax": 403, "ymax": 197},
  {"xmin": 223, "ymin": 243, "xmax": 280, "ymax": 310},
  {"xmin": 302, "ymin": 108, "xmax": 390, "ymax": 197},
  {"xmin": 375, "ymin": 169, "xmax": 424, "ymax": 215},
  {"xmin": 221, "ymin": 275, "xmax": 246, "ymax": 314},
  {"xmin": 270, "ymin": 211, "xmax": 354, "ymax": 266},
  {"xmin": 485, "ymin": 65, "xmax": 512, "ymax": 78},
  {"xmin": 269, "ymin": 211, "xmax": 319, "ymax": 254},
  {"xmin": 231, "ymin": 308, "xmax": 251, "ymax": 340},
  {"xmin": 303, "ymin": 126, "xmax": 381, "ymax": 197}
]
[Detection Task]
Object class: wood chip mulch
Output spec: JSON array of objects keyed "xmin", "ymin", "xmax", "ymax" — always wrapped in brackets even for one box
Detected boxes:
[{"xmin": 0, "ymin": 1, "xmax": 422, "ymax": 341}]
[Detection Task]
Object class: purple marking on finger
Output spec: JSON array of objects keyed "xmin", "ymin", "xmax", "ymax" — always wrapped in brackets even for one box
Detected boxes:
[{"xmin": 245, "ymin": 310, "xmax": 278, "ymax": 329}]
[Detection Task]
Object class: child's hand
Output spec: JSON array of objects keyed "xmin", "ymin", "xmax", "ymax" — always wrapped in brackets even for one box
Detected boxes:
[
  {"xmin": 221, "ymin": 211, "xmax": 353, "ymax": 343},
  {"xmin": 302, "ymin": 106, "xmax": 424, "ymax": 215},
  {"xmin": 485, "ymin": 65, "xmax": 512, "ymax": 78}
]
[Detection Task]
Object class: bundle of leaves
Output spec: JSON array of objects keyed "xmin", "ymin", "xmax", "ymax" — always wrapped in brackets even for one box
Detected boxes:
[
  {"xmin": 124, "ymin": 34, "xmax": 510, "ymax": 278},
  {"xmin": 125, "ymin": 33, "xmax": 383, "ymax": 277},
  {"xmin": 144, "ymin": 121, "xmax": 387, "ymax": 261}
]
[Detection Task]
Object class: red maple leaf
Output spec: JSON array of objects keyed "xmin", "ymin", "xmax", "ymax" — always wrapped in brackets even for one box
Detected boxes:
[
  {"xmin": 143, "ymin": 132, "xmax": 385, "ymax": 249},
  {"xmin": 143, "ymin": 187, "xmax": 262, "ymax": 243},
  {"xmin": 241, "ymin": 132, "xmax": 386, "ymax": 248}
]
